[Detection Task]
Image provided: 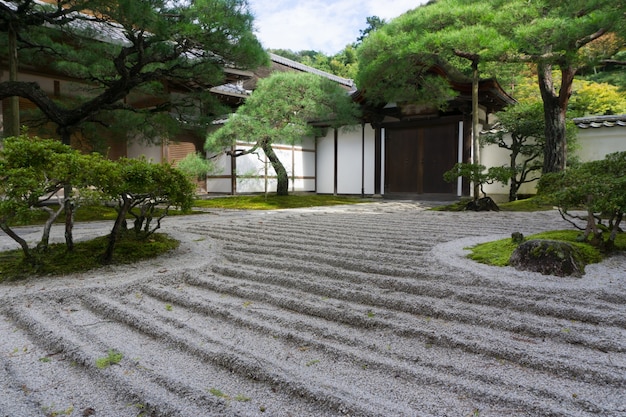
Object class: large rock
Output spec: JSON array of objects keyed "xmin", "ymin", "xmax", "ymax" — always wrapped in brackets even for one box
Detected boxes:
[
  {"xmin": 509, "ymin": 239, "xmax": 585, "ymax": 277},
  {"xmin": 465, "ymin": 197, "xmax": 500, "ymax": 212}
]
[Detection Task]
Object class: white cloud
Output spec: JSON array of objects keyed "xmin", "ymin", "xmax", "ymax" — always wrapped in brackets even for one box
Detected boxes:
[
  {"xmin": 248, "ymin": 0, "xmax": 428, "ymax": 54},
  {"xmin": 364, "ymin": 0, "xmax": 424, "ymax": 20}
]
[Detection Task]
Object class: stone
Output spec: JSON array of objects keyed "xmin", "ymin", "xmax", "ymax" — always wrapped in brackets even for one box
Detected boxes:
[
  {"xmin": 509, "ymin": 239, "xmax": 585, "ymax": 277},
  {"xmin": 511, "ymin": 232, "xmax": 524, "ymax": 244},
  {"xmin": 465, "ymin": 197, "xmax": 500, "ymax": 212}
]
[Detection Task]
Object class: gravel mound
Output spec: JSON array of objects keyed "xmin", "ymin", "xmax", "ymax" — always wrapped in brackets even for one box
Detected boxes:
[{"xmin": 1, "ymin": 202, "xmax": 625, "ymax": 417}]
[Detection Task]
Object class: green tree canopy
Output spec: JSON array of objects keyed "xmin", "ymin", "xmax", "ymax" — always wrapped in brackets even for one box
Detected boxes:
[
  {"xmin": 569, "ymin": 79, "xmax": 626, "ymax": 116},
  {"xmin": 538, "ymin": 152, "xmax": 626, "ymax": 249},
  {"xmin": 0, "ymin": 133, "xmax": 116, "ymax": 261},
  {"xmin": 206, "ymin": 72, "xmax": 361, "ymax": 195},
  {"xmin": 357, "ymin": 0, "xmax": 626, "ymax": 173},
  {"xmin": 101, "ymin": 157, "xmax": 195, "ymax": 264},
  {"xmin": 481, "ymin": 101, "xmax": 546, "ymax": 202},
  {"xmin": 0, "ymin": 0, "xmax": 268, "ymax": 145}
]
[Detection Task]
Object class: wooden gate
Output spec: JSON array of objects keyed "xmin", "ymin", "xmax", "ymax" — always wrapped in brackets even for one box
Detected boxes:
[{"xmin": 385, "ymin": 123, "xmax": 458, "ymax": 194}]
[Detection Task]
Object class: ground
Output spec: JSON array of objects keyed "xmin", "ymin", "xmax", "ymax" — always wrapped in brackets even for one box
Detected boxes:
[{"xmin": 0, "ymin": 201, "xmax": 625, "ymax": 417}]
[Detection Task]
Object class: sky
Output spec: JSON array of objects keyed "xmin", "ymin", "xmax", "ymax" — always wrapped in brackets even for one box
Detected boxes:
[{"xmin": 247, "ymin": 0, "xmax": 430, "ymax": 55}]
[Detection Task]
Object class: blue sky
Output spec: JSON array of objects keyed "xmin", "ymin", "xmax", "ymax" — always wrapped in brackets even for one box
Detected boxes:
[{"xmin": 247, "ymin": 0, "xmax": 429, "ymax": 55}]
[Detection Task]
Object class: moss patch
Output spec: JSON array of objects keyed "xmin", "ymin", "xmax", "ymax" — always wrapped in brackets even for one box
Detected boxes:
[
  {"xmin": 468, "ymin": 230, "xmax": 624, "ymax": 268},
  {"xmin": 194, "ymin": 194, "xmax": 372, "ymax": 210},
  {"xmin": 0, "ymin": 233, "xmax": 179, "ymax": 282}
]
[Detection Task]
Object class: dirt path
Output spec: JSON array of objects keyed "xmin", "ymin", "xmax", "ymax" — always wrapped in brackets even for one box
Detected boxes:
[{"xmin": 1, "ymin": 202, "xmax": 625, "ymax": 417}]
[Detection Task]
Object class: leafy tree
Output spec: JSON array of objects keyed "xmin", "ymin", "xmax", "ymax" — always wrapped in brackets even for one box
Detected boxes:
[
  {"xmin": 356, "ymin": 0, "xmax": 625, "ymax": 174},
  {"xmin": 0, "ymin": 135, "xmax": 194, "ymax": 265},
  {"xmin": 357, "ymin": 1, "xmax": 513, "ymax": 199},
  {"xmin": 481, "ymin": 102, "xmax": 546, "ymax": 201},
  {"xmin": 578, "ymin": 33, "xmax": 626, "ymax": 89},
  {"xmin": 568, "ymin": 80, "xmax": 626, "ymax": 116},
  {"xmin": 0, "ymin": 134, "xmax": 115, "ymax": 263},
  {"xmin": 176, "ymin": 152, "xmax": 214, "ymax": 181},
  {"xmin": 0, "ymin": 0, "xmax": 266, "ymax": 247},
  {"xmin": 0, "ymin": 0, "xmax": 267, "ymax": 145},
  {"xmin": 538, "ymin": 152, "xmax": 626, "ymax": 250},
  {"xmin": 205, "ymin": 72, "xmax": 360, "ymax": 195},
  {"xmin": 101, "ymin": 157, "xmax": 195, "ymax": 264},
  {"xmin": 355, "ymin": 16, "xmax": 386, "ymax": 46},
  {"xmin": 443, "ymin": 163, "xmax": 510, "ymax": 208}
]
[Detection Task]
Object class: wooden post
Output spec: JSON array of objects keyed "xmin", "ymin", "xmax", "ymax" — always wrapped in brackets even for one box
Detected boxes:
[
  {"xmin": 471, "ymin": 59, "xmax": 480, "ymax": 200},
  {"xmin": 5, "ymin": 24, "xmax": 20, "ymax": 137}
]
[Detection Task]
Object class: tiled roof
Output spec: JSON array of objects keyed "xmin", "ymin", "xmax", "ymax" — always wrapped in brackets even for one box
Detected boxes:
[
  {"xmin": 573, "ymin": 114, "xmax": 626, "ymax": 128},
  {"xmin": 269, "ymin": 53, "xmax": 355, "ymax": 90}
]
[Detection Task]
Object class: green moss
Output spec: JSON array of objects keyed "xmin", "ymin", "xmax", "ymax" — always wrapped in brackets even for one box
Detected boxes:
[
  {"xmin": 465, "ymin": 239, "xmax": 518, "ymax": 267},
  {"xmin": 95, "ymin": 349, "xmax": 123, "ymax": 369},
  {"xmin": 498, "ymin": 196, "xmax": 554, "ymax": 212},
  {"xmin": 193, "ymin": 194, "xmax": 371, "ymax": 210},
  {"xmin": 0, "ymin": 233, "xmax": 178, "ymax": 282},
  {"xmin": 431, "ymin": 198, "xmax": 473, "ymax": 212},
  {"xmin": 468, "ymin": 230, "xmax": 623, "ymax": 267},
  {"xmin": 433, "ymin": 196, "xmax": 554, "ymax": 212}
]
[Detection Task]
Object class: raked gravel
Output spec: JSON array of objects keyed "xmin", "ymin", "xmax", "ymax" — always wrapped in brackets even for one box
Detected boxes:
[{"xmin": 0, "ymin": 201, "xmax": 625, "ymax": 417}]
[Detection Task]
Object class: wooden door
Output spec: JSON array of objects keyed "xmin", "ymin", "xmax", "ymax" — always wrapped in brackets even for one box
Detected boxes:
[
  {"xmin": 385, "ymin": 123, "xmax": 457, "ymax": 194},
  {"xmin": 385, "ymin": 128, "xmax": 420, "ymax": 192}
]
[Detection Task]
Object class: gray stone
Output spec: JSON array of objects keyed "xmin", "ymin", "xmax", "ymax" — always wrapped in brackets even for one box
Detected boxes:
[{"xmin": 509, "ymin": 239, "xmax": 585, "ymax": 277}]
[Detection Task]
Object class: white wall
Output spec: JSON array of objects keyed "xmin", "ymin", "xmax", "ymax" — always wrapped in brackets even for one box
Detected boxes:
[
  {"xmin": 481, "ymin": 137, "xmax": 532, "ymax": 197},
  {"xmin": 205, "ymin": 137, "xmax": 316, "ymax": 194},
  {"xmin": 316, "ymin": 125, "xmax": 376, "ymax": 195},
  {"xmin": 481, "ymin": 126, "xmax": 626, "ymax": 198},
  {"xmin": 337, "ymin": 125, "xmax": 375, "ymax": 195},
  {"xmin": 576, "ymin": 127, "xmax": 626, "ymax": 162},
  {"xmin": 316, "ymin": 131, "xmax": 335, "ymax": 194},
  {"xmin": 205, "ymin": 149, "xmax": 232, "ymax": 193}
]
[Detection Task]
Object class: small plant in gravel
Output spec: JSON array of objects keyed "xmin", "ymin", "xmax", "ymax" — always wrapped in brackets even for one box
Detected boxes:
[
  {"xmin": 234, "ymin": 394, "xmax": 251, "ymax": 402},
  {"xmin": 42, "ymin": 404, "xmax": 74, "ymax": 416},
  {"xmin": 209, "ymin": 387, "xmax": 230, "ymax": 399},
  {"xmin": 96, "ymin": 349, "xmax": 123, "ymax": 369}
]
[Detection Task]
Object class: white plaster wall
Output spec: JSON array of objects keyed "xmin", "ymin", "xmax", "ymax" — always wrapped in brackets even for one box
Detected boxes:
[
  {"xmin": 337, "ymin": 125, "xmax": 375, "ymax": 195},
  {"xmin": 481, "ymin": 134, "xmax": 543, "ymax": 198},
  {"xmin": 205, "ymin": 138, "xmax": 316, "ymax": 194},
  {"xmin": 316, "ymin": 131, "xmax": 336, "ymax": 194},
  {"xmin": 576, "ymin": 127, "xmax": 626, "ymax": 162},
  {"xmin": 205, "ymin": 151, "xmax": 232, "ymax": 194},
  {"xmin": 481, "ymin": 127, "xmax": 626, "ymax": 198},
  {"xmin": 481, "ymin": 138, "xmax": 516, "ymax": 197}
]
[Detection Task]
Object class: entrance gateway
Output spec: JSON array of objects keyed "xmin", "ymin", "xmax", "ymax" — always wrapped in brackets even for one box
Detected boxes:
[{"xmin": 384, "ymin": 121, "xmax": 459, "ymax": 195}]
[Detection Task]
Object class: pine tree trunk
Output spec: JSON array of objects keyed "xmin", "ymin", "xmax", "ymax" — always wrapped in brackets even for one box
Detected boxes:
[
  {"xmin": 5, "ymin": 24, "xmax": 20, "ymax": 138},
  {"xmin": 261, "ymin": 138, "xmax": 289, "ymax": 196},
  {"xmin": 103, "ymin": 195, "xmax": 131, "ymax": 264},
  {"xmin": 63, "ymin": 184, "xmax": 74, "ymax": 251},
  {"xmin": 0, "ymin": 222, "xmax": 31, "ymax": 260},
  {"xmin": 537, "ymin": 63, "xmax": 575, "ymax": 173}
]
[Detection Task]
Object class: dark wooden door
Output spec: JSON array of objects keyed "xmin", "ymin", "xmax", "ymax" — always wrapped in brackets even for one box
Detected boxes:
[
  {"xmin": 385, "ymin": 123, "xmax": 457, "ymax": 194},
  {"xmin": 385, "ymin": 128, "xmax": 420, "ymax": 192}
]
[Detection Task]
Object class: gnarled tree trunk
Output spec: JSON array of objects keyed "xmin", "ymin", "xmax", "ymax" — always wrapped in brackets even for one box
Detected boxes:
[
  {"xmin": 260, "ymin": 138, "xmax": 289, "ymax": 196},
  {"xmin": 537, "ymin": 62, "xmax": 575, "ymax": 173},
  {"xmin": 103, "ymin": 194, "xmax": 132, "ymax": 264},
  {"xmin": 0, "ymin": 222, "xmax": 31, "ymax": 261}
]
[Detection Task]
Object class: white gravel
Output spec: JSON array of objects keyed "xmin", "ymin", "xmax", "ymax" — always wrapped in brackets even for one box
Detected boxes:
[{"xmin": 1, "ymin": 201, "xmax": 625, "ymax": 417}]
